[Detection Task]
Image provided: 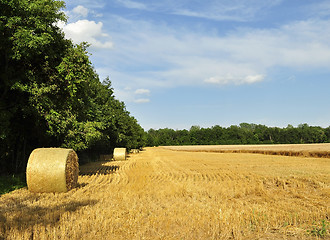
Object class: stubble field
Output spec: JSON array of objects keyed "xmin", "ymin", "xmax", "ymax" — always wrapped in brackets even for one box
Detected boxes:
[{"xmin": 0, "ymin": 145, "xmax": 329, "ymax": 239}]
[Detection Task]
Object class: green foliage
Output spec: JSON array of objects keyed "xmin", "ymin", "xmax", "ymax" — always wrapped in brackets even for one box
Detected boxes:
[
  {"xmin": 0, "ymin": 0, "xmax": 145, "ymax": 174},
  {"xmin": 25, "ymin": 42, "xmax": 109, "ymax": 151},
  {"xmin": 0, "ymin": 174, "xmax": 26, "ymax": 195},
  {"xmin": 1, "ymin": 0, "xmax": 70, "ymax": 173},
  {"xmin": 145, "ymin": 123, "xmax": 330, "ymax": 146},
  {"xmin": 307, "ymin": 220, "xmax": 329, "ymax": 238}
]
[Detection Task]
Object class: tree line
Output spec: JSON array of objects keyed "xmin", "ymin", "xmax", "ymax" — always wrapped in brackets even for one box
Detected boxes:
[
  {"xmin": 145, "ymin": 123, "xmax": 330, "ymax": 146},
  {"xmin": 0, "ymin": 0, "xmax": 145, "ymax": 174}
]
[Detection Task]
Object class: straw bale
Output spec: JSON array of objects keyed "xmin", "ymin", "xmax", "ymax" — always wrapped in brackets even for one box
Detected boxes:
[
  {"xmin": 26, "ymin": 148, "xmax": 79, "ymax": 193},
  {"xmin": 113, "ymin": 148, "xmax": 127, "ymax": 160},
  {"xmin": 130, "ymin": 149, "xmax": 140, "ymax": 154}
]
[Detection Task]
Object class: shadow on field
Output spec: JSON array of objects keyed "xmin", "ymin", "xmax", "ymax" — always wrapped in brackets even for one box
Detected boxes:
[
  {"xmin": 99, "ymin": 154, "xmax": 113, "ymax": 161},
  {"xmin": 79, "ymin": 161, "xmax": 120, "ymax": 176},
  {"xmin": 76, "ymin": 182, "xmax": 89, "ymax": 188},
  {"xmin": 0, "ymin": 195, "xmax": 97, "ymax": 238}
]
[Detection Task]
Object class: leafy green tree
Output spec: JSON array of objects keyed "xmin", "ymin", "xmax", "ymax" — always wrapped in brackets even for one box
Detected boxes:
[
  {"xmin": 254, "ymin": 124, "xmax": 271, "ymax": 143},
  {"xmin": 23, "ymin": 42, "xmax": 106, "ymax": 151},
  {"xmin": 0, "ymin": 0, "xmax": 69, "ymax": 173},
  {"xmin": 297, "ymin": 124, "xmax": 326, "ymax": 143},
  {"xmin": 325, "ymin": 127, "xmax": 330, "ymax": 143},
  {"xmin": 0, "ymin": 0, "xmax": 146, "ymax": 173},
  {"xmin": 189, "ymin": 125, "xmax": 201, "ymax": 144},
  {"xmin": 144, "ymin": 123, "xmax": 329, "ymax": 147},
  {"xmin": 146, "ymin": 129, "xmax": 158, "ymax": 146},
  {"xmin": 211, "ymin": 125, "xmax": 224, "ymax": 144},
  {"xmin": 176, "ymin": 129, "xmax": 190, "ymax": 145}
]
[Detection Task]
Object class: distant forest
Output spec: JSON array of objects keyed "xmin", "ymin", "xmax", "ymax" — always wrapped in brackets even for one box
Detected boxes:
[{"xmin": 145, "ymin": 123, "xmax": 330, "ymax": 146}]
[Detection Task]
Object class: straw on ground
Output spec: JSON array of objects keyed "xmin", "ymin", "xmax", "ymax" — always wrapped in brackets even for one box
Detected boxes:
[{"xmin": 1, "ymin": 145, "xmax": 329, "ymax": 239}]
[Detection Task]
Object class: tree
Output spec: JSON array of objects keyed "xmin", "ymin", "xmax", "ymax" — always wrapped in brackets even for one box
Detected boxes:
[
  {"xmin": 0, "ymin": 0, "xmax": 146, "ymax": 173},
  {"xmin": 324, "ymin": 127, "xmax": 330, "ymax": 143},
  {"xmin": 0, "ymin": 0, "xmax": 69, "ymax": 173},
  {"xmin": 144, "ymin": 123, "xmax": 330, "ymax": 147}
]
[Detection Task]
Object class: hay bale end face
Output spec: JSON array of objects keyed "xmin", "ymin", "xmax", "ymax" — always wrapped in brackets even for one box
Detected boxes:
[
  {"xmin": 113, "ymin": 148, "xmax": 127, "ymax": 161},
  {"xmin": 26, "ymin": 148, "xmax": 79, "ymax": 193}
]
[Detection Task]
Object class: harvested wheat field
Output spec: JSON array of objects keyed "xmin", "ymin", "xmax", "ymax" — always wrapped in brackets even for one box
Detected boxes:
[
  {"xmin": 0, "ymin": 146, "xmax": 329, "ymax": 239},
  {"xmin": 162, "ymin": 143, "xmax": 330, "ymax": 158}
]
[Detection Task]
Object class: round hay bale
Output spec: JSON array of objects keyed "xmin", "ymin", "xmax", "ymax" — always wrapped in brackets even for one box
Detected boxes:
[
  {"xmin": 26, "ymin": 148, "xmax": 79, "ymax": 193},
  {"xmin": 113, "ymin": 148, "xmax": 126, "ymax": 161},
  {"xmin": 130, "ymin": 149, "xmax": 139, "ymax": 154}
]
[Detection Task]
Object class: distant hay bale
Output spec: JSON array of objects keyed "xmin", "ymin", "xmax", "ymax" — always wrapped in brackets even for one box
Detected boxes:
[
  {"xmin": 26, "ymin": 148, "xmax": 79, "ymax": 193},
  {"xmin": 113, "ymin": 148, "xmax": 126, "ymax": 160},
  {"xmin": 130, "ymin": 149, "xmax": 140, "ymax": 154}
]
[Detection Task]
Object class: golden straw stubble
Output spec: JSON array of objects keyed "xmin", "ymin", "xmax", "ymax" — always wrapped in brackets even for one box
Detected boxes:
[{"xmin": 26, "ymin": 148, "xmax": 79, "ymax": 193}]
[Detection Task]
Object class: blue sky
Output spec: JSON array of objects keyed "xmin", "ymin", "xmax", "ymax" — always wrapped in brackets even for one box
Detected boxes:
[{"xmin": 59, "ymin": 0, "xmax": 330, "ymax": 130}]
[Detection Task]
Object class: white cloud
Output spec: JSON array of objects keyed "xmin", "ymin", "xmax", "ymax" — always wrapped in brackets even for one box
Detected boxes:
[
  {"xmin": 204, "ymin": 74, "xmax": 264, "ymax": 85},
  {"xmin": 72, "ymin": 5, "xmax": 89, "ymax": 17},
  {"xmin": 135, "ymin": 89, "xmax": 150, "ymax": 94},
  {"xmin": 60, "ymin": 20, "xmax": 113, "ymax": 49},
  {"xmin": 134, "ymin": 98, "xmax": 150, "ymax": 103},
  {"xmin": 245, "ymin": 74, "xmax": 265, "ymax": 84},
  {"xmin": 64, "ymin": 4, "xmax": 103, "ymax": 21},
  {"xmin": 89, "ymin": 16, "xmax": 330, "ymax": 92},
  {"xmin": 111, "ymin": 85, "xmax": 151, "ymax": 103},
  {"xmin": 113, "ymin": 87, "xmax": 132, "ymax": 102}
]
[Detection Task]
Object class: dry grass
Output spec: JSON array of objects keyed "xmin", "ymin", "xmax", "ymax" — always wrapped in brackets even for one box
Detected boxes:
[
  {"xmin": 1, "ymin": 146, "xmax": 329, "ymax": 239},
  {"xmin": 162, "ymin": 143, "xmax": 330, "ymax": 158}
]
